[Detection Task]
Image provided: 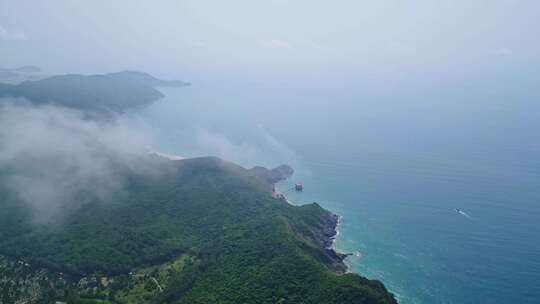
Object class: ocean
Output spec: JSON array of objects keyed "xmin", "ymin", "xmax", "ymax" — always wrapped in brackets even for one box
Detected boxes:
[{"xmin": 129, "ymin": 80, "xmax": 540, "ymax": 304}]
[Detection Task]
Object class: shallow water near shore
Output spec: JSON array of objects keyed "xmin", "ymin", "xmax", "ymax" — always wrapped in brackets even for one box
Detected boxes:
[{"xmin": 129, "ymin": 81, "xmax": 540, "ymax": 304}]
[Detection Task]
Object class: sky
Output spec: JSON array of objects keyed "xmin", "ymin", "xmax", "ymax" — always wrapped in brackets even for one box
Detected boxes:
[{"xmin": 1, "ymin": 0, "xmax": 539, "ymax": 85}]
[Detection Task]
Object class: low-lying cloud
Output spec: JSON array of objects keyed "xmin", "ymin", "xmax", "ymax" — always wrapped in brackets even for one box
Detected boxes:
[
  {"xmin": 193, "ymin": 124, "xmax": 300, "ymax": 169},
  {"xmin": 0, "ymin": 100, "xmax": 155, "ymax": 221}
]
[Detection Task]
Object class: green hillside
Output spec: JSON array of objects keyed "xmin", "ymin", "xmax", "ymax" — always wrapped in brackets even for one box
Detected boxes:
[
  {"xmin": 0, "ymin": 71, "xmax": 188, "ymax": 115},
  {"xmin": 0, "ymin": 156, "xmax": 397, "ymax": 304}
]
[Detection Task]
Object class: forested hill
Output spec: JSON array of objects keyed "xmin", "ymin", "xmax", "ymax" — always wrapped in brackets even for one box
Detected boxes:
[
  {"xmin": 0, "ymin": 156, "xmax": 397, "ymax": 304},
  {"xmin": 106, "ymin": 71, "xmax": 189, "ymax": 88},
  {"xmin": 0, "ymin": 71, "xmax": 189, "ymax": 114}
]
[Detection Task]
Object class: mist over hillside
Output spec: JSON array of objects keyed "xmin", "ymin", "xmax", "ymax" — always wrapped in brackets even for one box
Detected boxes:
[
  {"xmin": 3, "ymin": 1, "xmax": 536, "ymax": 303},
  {"xmin": 0, "ymin": 71, "xmax": 397, "ymax": 304},
  {"xmin": 0, "ymin": 100, "xmax": 156, "ymax": 222}
]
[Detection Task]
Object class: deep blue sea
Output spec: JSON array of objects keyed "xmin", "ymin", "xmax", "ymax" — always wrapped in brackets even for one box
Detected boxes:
[{"xmin": 129, "ymin": 80, "xmax": 540, "ymax": 304}]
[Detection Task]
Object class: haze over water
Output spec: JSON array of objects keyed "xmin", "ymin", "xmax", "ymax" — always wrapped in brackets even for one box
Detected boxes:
[
  {"xmin": 2, "ymin": 1, "xmax": 540, "ymax": 303},
  {"xmin": 131, "ymin": 81, "xmax": 540, "ymax": 304}
]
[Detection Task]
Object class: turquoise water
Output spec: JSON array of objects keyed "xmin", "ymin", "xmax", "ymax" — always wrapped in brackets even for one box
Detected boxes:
[{"xmin": 131, "ymin": 81, "xmax": 540, "ymax": 304}]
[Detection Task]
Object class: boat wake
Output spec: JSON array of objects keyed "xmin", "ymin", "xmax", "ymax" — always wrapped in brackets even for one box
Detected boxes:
[{"xmin": 455, "ymin": 208, "xmax": 472, "ymax": 219}]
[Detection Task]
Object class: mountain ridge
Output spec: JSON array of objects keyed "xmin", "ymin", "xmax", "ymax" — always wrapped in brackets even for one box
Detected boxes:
[
  {"xmin": 0, "ymin": 71, "xmax": 188, "ymax": 115},
  {"xmin": 0, "ymin": 156, "xmax": 397, "ymax": 304}
]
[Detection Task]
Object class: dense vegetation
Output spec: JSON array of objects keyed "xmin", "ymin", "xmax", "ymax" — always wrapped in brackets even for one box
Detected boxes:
[
  {"xmin": 0, "ymin": 71, "xmax": 188, "ymax": 114},
  {"xmin": 0, "ymin": 156, "xmax": 397, "ymax": 304}
]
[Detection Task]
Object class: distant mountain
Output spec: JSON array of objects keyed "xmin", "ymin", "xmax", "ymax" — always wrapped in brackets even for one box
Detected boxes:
[
  {"xmin": 0, "ymin": 156, "xmax": 397, "ymax": 304},
  {"xmin": 0, "ymin": 71, "xmax": 189, "ymax": 114},
  {"xmin": 0, "ymin": 70, "xmax": 20, "ymax": 78},
  {"xmin": 0, "ymin": 68, "xmax": 397, "ymax": 303},
  {"xmin": 12, "ymin": 65, "xmax": 42, "ymax": 73},
  {"xmin": 0, "ymin": 66, "xmax": 45, "ymax": 84},
  {"xmin": 0, "ymin": 65, "xmax": 41, "ymax": 74},
  {"xmin": 107, "ymin": 70, "xmax": 190, "ymax": 87}
]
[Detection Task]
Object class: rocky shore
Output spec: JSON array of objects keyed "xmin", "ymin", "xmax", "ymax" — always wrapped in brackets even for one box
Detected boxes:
[
  {"xmin": 320, "ymin": 213, "xmax": 351, "ymax": 274},
  {"xmin": 255, "ymin": 165, "xmax": 352, "ymax": 275}
]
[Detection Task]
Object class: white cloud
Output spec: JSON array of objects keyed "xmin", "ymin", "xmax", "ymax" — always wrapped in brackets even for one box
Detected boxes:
[
  {"xmin": 256, "ymin": 124, "xmax": 298, "ymax": 163},
  {"xmin": 259, "ymin": 39, "xmax": 293, "ymax": 50},
  {"xmin": 194, "ymin": 127, "xmax": 262, "ymax": 165},
  {"xmin": 0, "ymin": 25, "xmax": 27, "ymax": 41},
  {"xmin": 0, "ymin": 100, "xmax": 156, "ymax": 222},
  {"xmin": 192, "ymin": 125, "xmax": 299, "ymax": 168}
]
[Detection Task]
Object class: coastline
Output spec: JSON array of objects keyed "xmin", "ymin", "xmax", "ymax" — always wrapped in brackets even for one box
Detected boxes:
[
  {"xmin": 320, "ymin": 205, "xmax": 402, "ymax": 303},
  {"xmin": 274, "ymin": 184, "xmax": 351, "ymax": 274},
  {"xmin": 325, "ymin": 213, "xmax": 353, "ymax": 274},
  {"xmin": 328, "ymin": 215, "xmax": 363, "ymax": 270},
  {"xmin": 325, "ymin": 204, "xmax": 402, "ymax": 303},
  {"xmin": 275, "ymin": 183, "xmax": 400, "ymax": 303}
]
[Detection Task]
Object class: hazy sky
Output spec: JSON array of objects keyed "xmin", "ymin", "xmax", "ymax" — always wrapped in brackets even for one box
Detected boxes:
[{"xmin": 1, "ymin": 0, "xmax": 539, "ymax": 84}]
